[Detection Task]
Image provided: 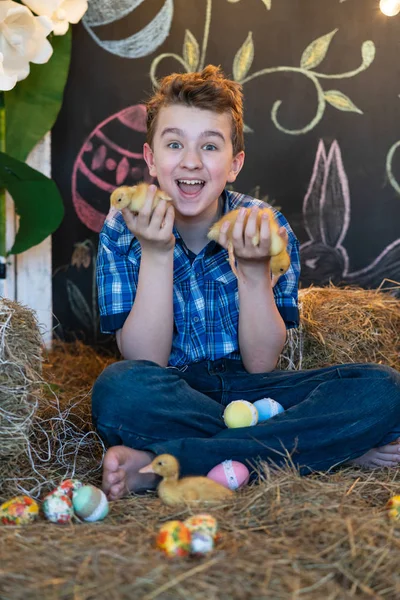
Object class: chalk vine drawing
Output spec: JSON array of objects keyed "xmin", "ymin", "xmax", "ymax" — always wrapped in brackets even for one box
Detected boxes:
[
  {"xmin": 386, "ymin": 139, "xmax": 400, "ymax": 195},
  {"xmin": 300, "ymin": 140, "xmax": 400, "ymax": 294},
  {"xmin": 150, "ymin": 0, "xmax": 376, "ymax": 135},
  {"xmin": 82, "ymin": 0, "xmax": 174, "ymax": 58}
]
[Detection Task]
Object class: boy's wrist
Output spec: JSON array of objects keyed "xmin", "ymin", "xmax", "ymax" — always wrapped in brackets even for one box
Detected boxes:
[
  {"xmin": 141, "ymin": 245, "xmax": 175, "ymax": 265},
  {"xmin": 235, "ymin": 257, "xmax": 272, "ymax": 284}
]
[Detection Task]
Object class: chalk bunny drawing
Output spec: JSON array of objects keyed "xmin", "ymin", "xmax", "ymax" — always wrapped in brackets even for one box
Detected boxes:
[{"xmin": 300, "ymin": 140, "xmax": 400, "ymax": 295}]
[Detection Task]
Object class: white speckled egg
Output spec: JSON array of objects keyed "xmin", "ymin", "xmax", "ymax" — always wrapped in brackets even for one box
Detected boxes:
[{"xmin": 42, "ymin": 491, "xmax": 74, "ymax": 524}]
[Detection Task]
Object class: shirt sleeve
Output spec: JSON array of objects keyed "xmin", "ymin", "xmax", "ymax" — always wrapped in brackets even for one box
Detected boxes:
[
  {"xmin": 272, "ymin": 211, "xmax": 301, "ymax": 329},
  {"xmin": 96, "ymin": 215, "xmax": 139, "ymax": 334}
]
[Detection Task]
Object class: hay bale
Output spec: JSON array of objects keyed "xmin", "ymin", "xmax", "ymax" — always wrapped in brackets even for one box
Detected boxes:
[
  {"xmin": 0, "ymin": 297, "xmax": 43, "ymax": 462},
  {"xmin": 279, "ymin": 284, "xmax": 400, "ymax": 371}
]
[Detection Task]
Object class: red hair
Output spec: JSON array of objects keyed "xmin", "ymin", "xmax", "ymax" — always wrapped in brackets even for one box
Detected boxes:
[{"xmin": 146, "ymin": 65, "xmax": 244, "ymax": 155}]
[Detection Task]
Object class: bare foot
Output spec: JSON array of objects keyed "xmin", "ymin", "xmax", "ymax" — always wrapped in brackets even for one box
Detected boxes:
[
  {"xmin": 347, "ymin": 440, "xmax": 400, "ymax": 469},
  {"xmin": 102, "ymin": 446, "xmax": 160, "ymax": 500}
]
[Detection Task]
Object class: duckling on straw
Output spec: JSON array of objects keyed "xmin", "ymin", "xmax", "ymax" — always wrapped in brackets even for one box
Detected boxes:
[
  {"xmin": 110, "ymin": 182, "xmax": 172, "ymax": 213},
  {"xmin": 139, "ymin": 454, "xmax": 234, "ymax": 507},
  {"xmin": 207, "ymin": 207, "xmax": 291, "ymax": 278}
]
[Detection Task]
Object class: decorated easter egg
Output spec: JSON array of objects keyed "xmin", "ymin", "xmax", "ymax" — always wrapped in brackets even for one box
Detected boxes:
[
  {"xmin": 0, "ymin": 495, "xmax": 39, "ymax": 526},
  {"xmin": 253, "ymin": 397, "xmax": 285, "ymax": 422},
  {"xmin": 207, "ymin": 460, "xmax": 250, "ymax": 490},
  {"xmin": 42, "ymin": 491, "xmax": 74, "ymax": 524},
  {"xmin": 72, "ymin": 485, "xmax": 109, "ymax": 522},
  {"xmin": 183, "ymin": 514, "xmax": 218, "ymax": 540},
  {"xmin": 56, "ymin": 479, "xmax": 83, "ymax": 499},
  {"xmin": 387, "ymin": 495, "xmax": 400, "ymax": 521},
  {"xmin": 223, "ymin": 400, "xmax": 258, "ymax": 428},
  {"xmin": 82, "ymin": 1, "xmax": 173, "ymax": 59},
  {"xmin": 72, "ymin": 105, "xmax": 154, "ymax": 233},
  {"xmin": 190, "ymin": 531, "xmax": 214, "ymax": 556},
  {"xmin": 156, "ymin": 520, "xmax": 191, "ymax": 558}
]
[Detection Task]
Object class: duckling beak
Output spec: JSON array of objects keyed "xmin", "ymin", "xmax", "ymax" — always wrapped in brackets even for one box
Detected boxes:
[{"xmin": 138, "ymin": 463, "xmax": 155, "ymax": 474}]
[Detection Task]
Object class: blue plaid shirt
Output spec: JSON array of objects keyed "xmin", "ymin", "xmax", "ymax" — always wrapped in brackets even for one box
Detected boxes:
[{"xmin": 97, "ymin": 189, "xmax": 300, "ymax": 367}]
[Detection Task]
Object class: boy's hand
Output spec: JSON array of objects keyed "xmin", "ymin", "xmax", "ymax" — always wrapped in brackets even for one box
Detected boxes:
[
  {"xmin": 121, "ymin": 184, "xmax": 175, "ymax": 253},
  {"xmin": 218, "ymin": 206, "xmax": 276, "ymax": 275}
]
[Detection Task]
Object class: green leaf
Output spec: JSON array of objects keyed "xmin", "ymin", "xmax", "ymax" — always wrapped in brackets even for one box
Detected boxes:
[
  {"xmin": 5, "ymin": 30, "xmax": 71, "ymax": 162},
  {"xmin": 0, "ymin": 151, "xmax": 64, "ymax": 255},
  {"xmin": 233, "ymin": 32, "xmax": 254, "ymax": 82},
  {"xmin": 324, "ymin": 90, "xmax": 363, "ymax": 114},
  {"xmin": 261, "ymin": 0, "xmax": 272, "ymax": 8},
  {"xmin": 300, "ymin": 29, "xmax": 338, "ymax": 71},
  {"xmin": 183, "ymin": 29, "xmax": 199, "ymax": 72}
]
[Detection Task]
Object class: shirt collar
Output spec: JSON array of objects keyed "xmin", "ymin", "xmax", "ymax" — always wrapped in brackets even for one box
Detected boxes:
[{"xmin": 173, "ymin": 190, "xmax": 233, "ymax": 257}]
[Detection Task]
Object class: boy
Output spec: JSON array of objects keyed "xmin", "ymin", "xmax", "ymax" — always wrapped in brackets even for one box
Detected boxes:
[{"xmin": 93, "ymin": 66, "xmax": 400, "ymax": 500}]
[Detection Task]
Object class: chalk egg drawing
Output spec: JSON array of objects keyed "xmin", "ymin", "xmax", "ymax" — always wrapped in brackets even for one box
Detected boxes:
[
  {"xmin": 82, "ymin": 0, "xmax": 174, "ymax": 58},
  {"xmin": 71, "ymin": 104, "xmax": 153, "ymax": 232}
]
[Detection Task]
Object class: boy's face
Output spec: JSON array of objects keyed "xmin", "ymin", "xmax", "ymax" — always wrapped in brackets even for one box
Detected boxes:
[{"xmin": 143, "ymin": 105, "xmax": 244, "ymax": 220}]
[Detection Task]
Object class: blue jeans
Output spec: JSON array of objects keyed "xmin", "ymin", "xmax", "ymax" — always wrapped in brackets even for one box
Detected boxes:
[{"xmin": 91, "ymin": 359, "xmax": 400, "ymax": 477}]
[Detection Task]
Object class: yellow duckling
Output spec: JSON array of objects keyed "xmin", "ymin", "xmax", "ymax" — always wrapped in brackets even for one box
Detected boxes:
[
  {"xmin": 207, "ymin": 207, "xmax": 291, "ymax": 278},
  {"xmin": 139, "ymin": 454, "xmax": 234, "ymax": 507},
  {"xmin": 110, "ymin": 182, "xmax": 172, "ymax": 212}
]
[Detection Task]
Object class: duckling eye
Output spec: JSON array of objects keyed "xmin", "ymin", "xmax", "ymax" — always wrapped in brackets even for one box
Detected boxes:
[
  {"xmin": 280, "ymin": 268, "xmax": 284, "ymax": 272},
  {"xmin": 117, "ymin": 197, "xmax": 122, "ymax": 202}
]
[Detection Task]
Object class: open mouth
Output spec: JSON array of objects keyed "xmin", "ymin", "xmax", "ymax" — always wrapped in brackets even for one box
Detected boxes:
[{"xmin": 176, "ymin": 179, "xmax": 205, "ymax": 195}]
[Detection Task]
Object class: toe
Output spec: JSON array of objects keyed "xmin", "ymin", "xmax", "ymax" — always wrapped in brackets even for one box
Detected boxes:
[
  {"xmin": 103, "ymin": 448, "xmax": 121, "ymax": 473},
  {"xmin": 107, "ymin": 468, "xmax": 125, "ymax": 485},
  {"xmin": 109, "ymin": 480, "xmax": 127, "ymax": 501}
]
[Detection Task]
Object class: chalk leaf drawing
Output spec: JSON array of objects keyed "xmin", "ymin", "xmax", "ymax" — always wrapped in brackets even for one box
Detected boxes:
[
  {"xmin": 150, "ymin": 1, "xmax": 376, "ymax": 136},
  {"xmin": 324, "ymin": 90, "xmax": 362, "ymax": 114},
  {"xmin": 183, "ymin": 30, "xmax": 200, "ymax": 72},
  {"xmin": 300, "ymin": 29, "xmax": 338, "ymax": 70},
  {"xmin": 82, "ymin": 0, "xmax": 174, "ymax": 58},
  {"xmin": 301, "ymin": 140, "xmax": 400, "ymax": 295},
  {"xmin": 233, "ymin": 32, "xmax": 254, "ymax": 83},
  {"xmin": 66, "ymin": 279, "xmax": 94, "ymax": 332}
]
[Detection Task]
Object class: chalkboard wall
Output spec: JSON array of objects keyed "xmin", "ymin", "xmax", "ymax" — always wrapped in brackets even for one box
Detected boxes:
[{"xmin": 51, "ymin": 0, "xmax": 400, "ymax": 344}]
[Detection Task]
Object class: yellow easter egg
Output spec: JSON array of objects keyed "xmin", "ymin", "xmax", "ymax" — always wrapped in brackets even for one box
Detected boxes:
[
  {"xmin": 223, "ymin": 400, "xmax": 258, "ymax": 428},
  {"xmin": 387, "ymin": 495, "xmax": 400, "ymax": 521},
  {"xmin": 156, "ymin": 520, "xmax": 191, "ymax": 558},
  {"xmin": 0, "ymin": 495, "xmax": 39, "ymax": 526}
]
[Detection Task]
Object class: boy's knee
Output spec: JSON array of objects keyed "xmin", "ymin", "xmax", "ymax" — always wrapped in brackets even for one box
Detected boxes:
[
  {"xmin": 365, "ymin": 364, "xmax": 400, "ymax": 389},
  {"xmin": 365, "ymin": 364, "xmax": 400, "ymax": 414},
  {"xmin": 342, "ymin": 363, "xmax": 400, "ymax": 384},
  {"xmin": 91, "ymin": 359, "xmax": 163, "ymax": 420}
]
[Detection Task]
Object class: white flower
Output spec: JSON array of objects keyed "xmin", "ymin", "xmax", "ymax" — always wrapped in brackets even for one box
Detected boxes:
[
  {"xmin": 0, "ymin": 1, "xmax": 53, "ymax": 83},
  {"xmin": 0, "ymin": 52, "xmax": 17, "ymax": 90},
  {"xmin": 22, "ymin": 0, "xmax": 88, "ymax": 35}
]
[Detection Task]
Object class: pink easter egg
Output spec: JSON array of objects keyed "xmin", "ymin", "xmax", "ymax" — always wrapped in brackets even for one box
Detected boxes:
[
  {"xmin": 207, "ymin": 460, "xmax": 250, "ymax": 491},
  {"xmin": 71, "ymin": 104, "xmax": 155, "ymax": 233}
]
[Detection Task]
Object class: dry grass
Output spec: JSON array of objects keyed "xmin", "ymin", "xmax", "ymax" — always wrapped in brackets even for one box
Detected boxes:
[
  {"xmin": 2, "ymin": 455, "xmax": 400, "ymax": 599},
  {"xmin": 0, "ymin": 298, "xmax": 43, "ymax": 462},
  {"xmin": 1, "ymin": 286, "xmax": 400, "ymax": 599},
  {"xmin": 279, "ymin": 284, "xmax": 400, "ymax": 372}
]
